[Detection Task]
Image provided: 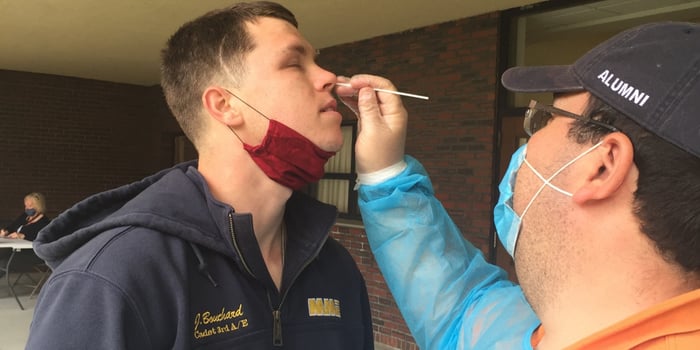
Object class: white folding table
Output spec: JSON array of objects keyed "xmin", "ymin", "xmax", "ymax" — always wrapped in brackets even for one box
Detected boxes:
[{"xmin": 0, "ymin": 238, "xmax": 42, "ymax": 310}]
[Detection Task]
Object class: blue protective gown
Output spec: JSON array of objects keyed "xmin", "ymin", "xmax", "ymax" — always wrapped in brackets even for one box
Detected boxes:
[{"xmin": 358, "ymin": 156, "xmax": 541, "ymax": 349}]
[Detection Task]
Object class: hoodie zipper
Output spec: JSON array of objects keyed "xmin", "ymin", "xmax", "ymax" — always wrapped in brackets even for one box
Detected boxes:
[
  {"xmin": 229, "ymin": 211, "xmax": 331, "ymax": 347},
  {"xmin": 269, "ymin": 234, "xmax": 329, "ymax": 347},
  {"xmin": 230, "ymin": 211, "xmax": 283, "ymax": 346},
  {"xmin": 272, "ymin": 309, "xmax": 283, "ymax": 346},
  {"xmin": 229, "ymin": 211, "xmax": 285, "ymax": 346},
  {"xmin": 228, "ymin": 212, "xmax": 255, "ymax": 277}
]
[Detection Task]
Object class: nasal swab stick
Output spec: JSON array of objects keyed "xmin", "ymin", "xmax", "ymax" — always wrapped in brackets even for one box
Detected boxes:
[{"xmin": 335, "ymin": 82, "xmax": 429, "ymax": 100}]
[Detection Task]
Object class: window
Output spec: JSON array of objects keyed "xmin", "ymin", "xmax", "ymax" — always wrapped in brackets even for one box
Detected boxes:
[
  {"xmin": 305, "ymin": 122, "xmax": 359, "ymax": 220},
  {"xmin": 502, "ymin": 0, "xmax": 700, "ymax": 110}
]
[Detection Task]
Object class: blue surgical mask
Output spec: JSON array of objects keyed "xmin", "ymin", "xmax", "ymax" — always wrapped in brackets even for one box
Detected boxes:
[
  {"xmin": 494, "ymin": 145, "xmax": 527, "ymax": 257},
  {"xmin": 25, "ymin": 208, "xmax": 37, "ymax": 217},
  {"xmin": 494, "ymin": 141, "xmax": 603, "ymax": 257}
]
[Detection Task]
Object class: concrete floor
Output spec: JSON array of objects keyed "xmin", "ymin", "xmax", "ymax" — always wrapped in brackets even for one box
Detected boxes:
[{"xmin": 0, "ymin": 283, "xmax": 36, "ymax": 350}]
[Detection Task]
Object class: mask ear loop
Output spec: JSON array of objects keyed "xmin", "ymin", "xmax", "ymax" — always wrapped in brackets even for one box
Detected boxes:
[
  {"xmin": 222, "ymin": 89, "xmax": 271, "ymax": 144},
  {"xmin": 224, "ymin": 89, "xmax": 270, "ymax": 121},
  {"xmin": 228, "ymin": 126, "xmax": 244, "ymax": 143},
  {"xmin": 520, "ymin": 141, "xmax": 604, "ymax": 217}
]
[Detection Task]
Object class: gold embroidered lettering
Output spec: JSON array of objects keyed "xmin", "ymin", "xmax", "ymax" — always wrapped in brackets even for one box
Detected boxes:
[
  {"xmin": 193, "ymin": 304, "xmax": 249, "ymax": 339},
  {"xmin": 307, "ymin": 298, "xmax": 341, "ymax": 318}
]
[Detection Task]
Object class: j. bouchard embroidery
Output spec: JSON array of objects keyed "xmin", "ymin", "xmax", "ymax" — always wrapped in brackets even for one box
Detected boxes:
[{"xmin": 193, "ymin": 304, "xmax": 249, "ymax": 339}]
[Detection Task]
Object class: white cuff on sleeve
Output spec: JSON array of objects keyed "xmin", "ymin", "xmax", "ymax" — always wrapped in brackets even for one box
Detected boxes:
[{"xmin": 354, "ymin": 160, "xmax": 407, "ymax": 190}]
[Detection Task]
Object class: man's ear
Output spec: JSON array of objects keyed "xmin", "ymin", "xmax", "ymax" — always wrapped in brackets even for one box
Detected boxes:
[
  {"xmin": 202, "ymin": 86, "xmax": 243, "ymax": 127},
  {"xmin": 572, "ymin": 133, "xmax": 635, "ymax": 204}
]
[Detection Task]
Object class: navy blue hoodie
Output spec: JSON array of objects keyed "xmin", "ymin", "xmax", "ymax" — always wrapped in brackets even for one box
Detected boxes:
[{"xmin": 28, "ymin": 162, "xmax": 373, "ymax": 349}]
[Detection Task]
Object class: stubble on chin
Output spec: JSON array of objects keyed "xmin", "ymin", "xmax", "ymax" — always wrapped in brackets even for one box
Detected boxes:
[{"xmin": 514, "ymin": 196, "xmax": 577, "ymax": 316}]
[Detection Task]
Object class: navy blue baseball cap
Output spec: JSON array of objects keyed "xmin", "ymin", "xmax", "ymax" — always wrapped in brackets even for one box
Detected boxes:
[{"xmin": 502, "ymin": 22, "xmax": 700, "ymax": 159}]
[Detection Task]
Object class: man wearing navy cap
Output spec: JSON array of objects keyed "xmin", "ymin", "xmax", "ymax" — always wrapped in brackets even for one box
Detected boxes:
[{"xmin": 339, "ymin": 21, "xmax": 700, "ymax": 348}]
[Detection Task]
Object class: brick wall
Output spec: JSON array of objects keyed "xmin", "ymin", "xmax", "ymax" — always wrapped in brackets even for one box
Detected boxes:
[
  {"xmin": 0, "ymin": 69, "xmax": 180, "ymax": 220},
  {"xmin": 321, "ymin": 12, "xmax": 502, "ymax": 348},
  {"xmin": 331, "ymin": 224, "xmax": 418, "ymax": 349}
]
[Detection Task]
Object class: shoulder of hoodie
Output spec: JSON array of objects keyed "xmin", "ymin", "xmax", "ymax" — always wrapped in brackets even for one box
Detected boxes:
[
  {"xmin": 38, "ymin": 226, "xmax": 193, "ymax": 341},
  {"xmin": 50, "ymin": 225, "xmax": 194, "ymax": 286}
]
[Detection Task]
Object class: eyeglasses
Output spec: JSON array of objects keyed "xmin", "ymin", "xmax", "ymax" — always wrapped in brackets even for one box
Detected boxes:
[{"xmin": 524, "ymin": 100, "xmax": 618, "ymax": 136}]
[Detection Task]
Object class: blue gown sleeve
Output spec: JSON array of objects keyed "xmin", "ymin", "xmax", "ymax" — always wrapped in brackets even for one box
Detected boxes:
[{"xmin": 358, "ymin": 155, "xmax": 540, "ymax": 349}]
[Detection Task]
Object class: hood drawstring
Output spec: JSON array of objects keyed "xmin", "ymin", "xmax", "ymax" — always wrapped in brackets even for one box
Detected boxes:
[{"xmin": 188, "ymin": 242, "xmax": 219, "ymax": 287}]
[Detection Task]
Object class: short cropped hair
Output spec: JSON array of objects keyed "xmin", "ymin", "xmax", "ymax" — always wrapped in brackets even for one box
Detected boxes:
[
  {"xmin": 160, "ymin": 1, "xmax": 297, "ymax": 145},
  {"xmin": 569, "ymin": 95, "xmax": 700, "ymax": 273}
]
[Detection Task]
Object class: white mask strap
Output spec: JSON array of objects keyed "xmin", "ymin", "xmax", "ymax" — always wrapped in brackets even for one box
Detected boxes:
[{"xmin": 520, "ymin": 141, "xmax": 603, "ymax": 217}]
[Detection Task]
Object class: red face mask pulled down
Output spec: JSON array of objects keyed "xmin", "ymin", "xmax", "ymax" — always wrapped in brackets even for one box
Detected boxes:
[
  {"xmin": 242, "ymin": 119, "xmax": 335, "ymax": 190},
  {"xmin": 225, "ymin": 89, "xmax": 336, "ymax": 190}
]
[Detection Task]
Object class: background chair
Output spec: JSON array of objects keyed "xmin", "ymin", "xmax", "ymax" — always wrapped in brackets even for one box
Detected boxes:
[{"xmin": 2, "ymin": 248, "xmax": 50, "ymax": 310}]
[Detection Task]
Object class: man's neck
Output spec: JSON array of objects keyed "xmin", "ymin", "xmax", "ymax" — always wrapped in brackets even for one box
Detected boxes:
[
  {"xmin": 535, "ymin": 256, "xmax": 700, "ymax": 349},
  {"xmin": 198, "ymin": 152, "xmax": 290, "ymax": 290}
]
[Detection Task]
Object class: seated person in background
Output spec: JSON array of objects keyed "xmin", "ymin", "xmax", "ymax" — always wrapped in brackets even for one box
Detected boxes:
[
  {"xmin": 0, "ymin": 192, "xmax": 51, "ymax": 278},
  {"xmin": 0, "ymin": 192, "xmax": 51, "ymax": 241}
]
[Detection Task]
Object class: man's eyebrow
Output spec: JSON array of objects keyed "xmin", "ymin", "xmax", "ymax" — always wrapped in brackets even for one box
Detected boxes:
[{"xmin": 282, "ymin": 43, "xmax": 316, "ymax": 58}]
